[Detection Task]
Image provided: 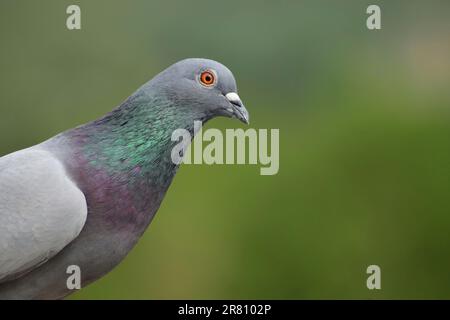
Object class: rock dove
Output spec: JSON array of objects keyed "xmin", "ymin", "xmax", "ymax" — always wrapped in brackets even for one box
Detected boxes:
[{"xmin": 0, "ymin": 58, "xmax": 249, "ymax": 299}]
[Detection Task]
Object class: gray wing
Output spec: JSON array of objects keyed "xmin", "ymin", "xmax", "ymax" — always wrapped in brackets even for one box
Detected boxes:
[{"xmin": 0, "ymin": 147, "xmax": 87, "ymax": 283}]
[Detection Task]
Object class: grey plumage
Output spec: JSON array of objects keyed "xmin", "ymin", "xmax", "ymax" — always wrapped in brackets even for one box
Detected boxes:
[{"xmin": 0, "ymin": 58, "xmax": 249, "ymax": 299}]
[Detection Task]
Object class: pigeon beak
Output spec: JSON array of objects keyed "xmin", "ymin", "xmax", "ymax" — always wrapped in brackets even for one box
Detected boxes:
[{"xmin": 225, "ymin": 92, "xmax": 250, "ymax": 125}]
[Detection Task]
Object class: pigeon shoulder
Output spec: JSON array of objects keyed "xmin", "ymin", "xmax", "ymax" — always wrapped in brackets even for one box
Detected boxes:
[{"xmin": 0, "ymin": 146, "xmax": 88, "ymax": 283}]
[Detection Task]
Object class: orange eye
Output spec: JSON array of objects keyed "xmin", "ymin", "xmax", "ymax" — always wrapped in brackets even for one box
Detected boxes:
[{"xmin": 200, "ymin": 70, "xmax": 216, "ymax": 86}]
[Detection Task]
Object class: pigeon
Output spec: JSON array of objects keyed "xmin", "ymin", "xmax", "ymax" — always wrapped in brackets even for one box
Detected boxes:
[{"xmin": 0, "ymin": 58, "xmax": 249, "ymax": 299}]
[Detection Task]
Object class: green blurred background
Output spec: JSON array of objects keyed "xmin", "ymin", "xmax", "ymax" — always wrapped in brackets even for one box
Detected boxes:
[{"xmin": 1, "ymin": 0, "xmax": 450, "ymax": 299}]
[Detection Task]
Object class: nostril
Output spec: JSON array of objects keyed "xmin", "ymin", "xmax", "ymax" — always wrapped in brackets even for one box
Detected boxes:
[{"xmin": 225, "ymin": 92, "xmax": 243, "ymax": 108}]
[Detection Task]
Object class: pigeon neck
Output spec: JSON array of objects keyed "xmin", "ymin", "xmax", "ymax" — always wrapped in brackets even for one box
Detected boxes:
[{"xmin": 73, "ymin": 92, "xmax": 205, "ymax": 190}]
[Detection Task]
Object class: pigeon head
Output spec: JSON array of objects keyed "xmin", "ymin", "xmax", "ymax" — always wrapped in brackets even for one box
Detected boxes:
[
  {"xmin": 142, "ymin": 58, "xmax": 250, "ymax": 125},
  {"xmin": 66, "ymin": 58, "xmax": 249, "ymax": 186}
]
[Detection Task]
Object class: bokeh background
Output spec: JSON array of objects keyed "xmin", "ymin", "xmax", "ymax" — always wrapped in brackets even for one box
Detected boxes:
[{"xmin": 1, "ymin": 0, "xmax": 450, "ymax": 299}]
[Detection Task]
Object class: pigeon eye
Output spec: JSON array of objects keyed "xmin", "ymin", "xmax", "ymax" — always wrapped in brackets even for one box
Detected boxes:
[{"xmin": 199, "ymin": 70, "xmax": 216, "ymax": 87}]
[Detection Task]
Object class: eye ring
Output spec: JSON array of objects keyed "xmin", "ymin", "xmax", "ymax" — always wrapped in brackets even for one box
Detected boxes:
[{"xmin": 199, "ymin": 70, "xmax": 217, "ymax": 87}]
